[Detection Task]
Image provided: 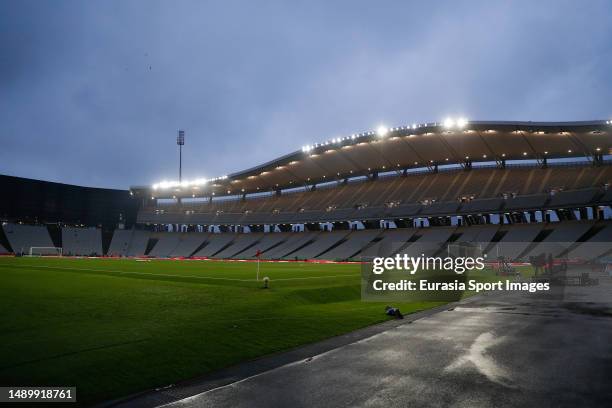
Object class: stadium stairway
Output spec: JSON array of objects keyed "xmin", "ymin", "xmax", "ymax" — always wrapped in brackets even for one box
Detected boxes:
[
  {"xmin": 212, "ymin": 233, "xmax": 262, "ymax": 259},
  {"xmin": 567, "ymin": 221, "xmax": 612, "ymax": 260},
  {"xmin": 107, "ymin": 229, "xmax": 132, "ymax": 256},
  {"xmin": 359, "ymin": 229, "xmax": 419, "ymax": 258},
  {"xmin": 287, "ymin": 230, "xmax": 351, "ymax": 260},
  {"xmin": 47, "ymin": 224, "xmax": 62, "ymax": 249},
  {"xmin": 144, "ymin": 237, "xmax": 158, "ymax": 256},
  {"xmin": 522, "ymin": 221, "xmax": 595, "ymax": 258},
  {"xmin": 101, "ymin": 230, "xmax": 114, "ymax": 255},
  {"xmin": 237, "ymin": 233, "xmax": 289, "ymax": 259},
  {"xmin": 0, "ymin": 225, "xmax": 12, "ymax": 253},
  {"xmin": 263, "ymin": 232, "xmax": 319, "ymax": 259},
  {"xmin": 485, "ymin": 224, "xmax": 544, "ymax": 260},
  {"xmin": 192, "ymin": 234, "xmax": 235, "ymax": 258}
]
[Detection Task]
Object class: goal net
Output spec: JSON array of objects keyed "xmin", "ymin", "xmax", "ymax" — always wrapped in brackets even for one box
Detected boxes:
[
  {"xmin": 28, "ymin": 247, "xmax": 63, "ymax": 257},
  {"xmin": 446, "ymin": 242, "xmax": 485, "ymax": 258}
]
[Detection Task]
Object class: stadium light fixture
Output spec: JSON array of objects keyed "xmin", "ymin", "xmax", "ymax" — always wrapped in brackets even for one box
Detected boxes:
[{"xmin": 376, "ymin": 126, "xmax": 388, "ymax": 137}]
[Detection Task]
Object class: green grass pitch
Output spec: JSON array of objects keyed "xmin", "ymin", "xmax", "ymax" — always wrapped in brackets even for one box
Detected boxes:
[{"xmin": 0, "ymin": 257, "xmax": 440, "ymax": 405}]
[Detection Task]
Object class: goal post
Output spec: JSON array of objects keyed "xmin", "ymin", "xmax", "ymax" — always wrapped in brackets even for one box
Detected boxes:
[
  {"xmin": 28, "ymin": 247, "xmax": 63, "ymax": 257},
  {"xmin": 446, "ymin": 242, "xmax": 484, "ymax": 258}
]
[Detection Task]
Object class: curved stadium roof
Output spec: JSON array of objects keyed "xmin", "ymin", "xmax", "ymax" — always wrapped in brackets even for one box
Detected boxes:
[{"xmin": 133, "ymin": 120, "xmax": 611, "ymax": 198}]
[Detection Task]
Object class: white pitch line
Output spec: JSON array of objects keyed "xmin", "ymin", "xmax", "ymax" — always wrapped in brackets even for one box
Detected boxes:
[
  {"xmin": 5, "ymin": 264, "xmax": 360, "ymax": 282},
  {"xmin": 11, "ymin": 265, "xmax": 256, "ymax": 282},
  {"xmin": 272, "ymin": 274, "xmax": 361, "ymax": 281}
]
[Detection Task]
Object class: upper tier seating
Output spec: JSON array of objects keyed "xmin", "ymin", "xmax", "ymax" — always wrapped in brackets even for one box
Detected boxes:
[
  {"xmin": 2, "ymin": 223, "xmax": 54, "ymax": 254},
  {"xmin": 600, "ymin": 188, "xmax": 612, "ymax": 203},
  {"xmin": 548, "ymin": 188, "xmax": 601, "ymax": 207},
  {"xmin": 459, "ymin": 198, "xmax": 504, "ymax": 214},
  {"xmin": 139, "ymin": 165, "xmax": 612, "ymax": 225}
]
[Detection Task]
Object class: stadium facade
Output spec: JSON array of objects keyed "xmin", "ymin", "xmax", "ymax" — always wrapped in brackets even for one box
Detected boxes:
[{"xmin": 1, "ymin": 120, "xmax": 611, "ymax": 260}]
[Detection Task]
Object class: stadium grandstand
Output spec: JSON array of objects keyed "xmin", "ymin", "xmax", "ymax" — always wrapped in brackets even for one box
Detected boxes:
[{"xmin": 1, "ymin": 120, "xmax": 611, "ymax": 262}]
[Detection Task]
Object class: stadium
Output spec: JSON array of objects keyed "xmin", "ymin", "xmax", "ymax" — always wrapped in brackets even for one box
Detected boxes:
[
  {"xmin": 4, "ymin": 120, "xmax": 610, "ymax": 260},
  {"xmin": 1, "ymin": 119, "xmax": 611, "ymax": 406}
]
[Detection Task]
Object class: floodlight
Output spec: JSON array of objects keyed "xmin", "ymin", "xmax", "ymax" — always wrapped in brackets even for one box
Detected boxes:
[
  {"xmin": 456, "ymin": 117, "xmax": 468, "ymax": 128},
  {"xmin": 376, "ymin": 126, "xmax": 388, "ymax": 137}
]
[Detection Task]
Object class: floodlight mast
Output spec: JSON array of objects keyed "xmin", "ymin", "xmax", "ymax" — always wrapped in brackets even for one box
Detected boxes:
[{"xmin": 177, "ymin": 130, "xmax": 185, "ymax": 182}]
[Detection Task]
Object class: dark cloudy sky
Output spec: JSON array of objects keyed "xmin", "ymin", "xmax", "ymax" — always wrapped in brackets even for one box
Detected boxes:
[{"xmin": 1, "ymin": 1, "xmax": 611, "ymax": 189}]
